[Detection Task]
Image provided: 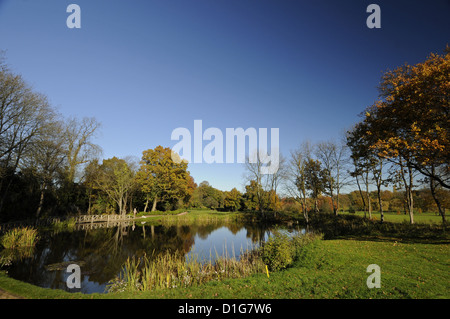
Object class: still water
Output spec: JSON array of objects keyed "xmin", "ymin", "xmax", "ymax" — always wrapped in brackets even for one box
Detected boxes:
[{"xmin": 3, "ymin": 220, "xmax": 302, "ymax": 294}]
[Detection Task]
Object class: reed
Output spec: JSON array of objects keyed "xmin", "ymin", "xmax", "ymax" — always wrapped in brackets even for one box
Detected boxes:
[{"xmin": 0, "ymin": 227, "xmax": 39, "ymax": 249}]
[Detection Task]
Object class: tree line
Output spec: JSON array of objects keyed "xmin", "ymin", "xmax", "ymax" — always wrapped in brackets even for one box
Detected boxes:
[
  {"xmin": 0, "ymin": 47, "xmax": 448, "ymax": 224},
  {"xmin": 0, "ymin": 54, "xmax": 101, "ymax": 222}
]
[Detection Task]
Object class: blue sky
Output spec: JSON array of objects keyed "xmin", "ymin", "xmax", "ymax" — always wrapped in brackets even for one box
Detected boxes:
[{"xmin": 0, "ymin": 0, "xmax": 449, "ymax": 191}]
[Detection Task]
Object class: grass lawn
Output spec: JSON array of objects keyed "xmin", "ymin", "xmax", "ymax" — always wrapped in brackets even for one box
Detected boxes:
[{"xmin": 341, "ymin": 210, "xmax": 444, "ymax": 225}]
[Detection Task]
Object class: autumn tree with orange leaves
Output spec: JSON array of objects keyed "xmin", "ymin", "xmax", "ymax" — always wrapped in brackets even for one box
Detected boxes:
[{"xmin": 355, "ymin": 47, "xmax": 449, "ymax": 224}]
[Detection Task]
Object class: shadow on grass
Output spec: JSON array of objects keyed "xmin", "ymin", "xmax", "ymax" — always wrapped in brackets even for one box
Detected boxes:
[{"xmin": 308, "ymin": 213, "xmax": 449, "ymax": 244}]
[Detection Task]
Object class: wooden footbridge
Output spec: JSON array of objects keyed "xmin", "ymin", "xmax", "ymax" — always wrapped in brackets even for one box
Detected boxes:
[
  {"xmin": 0, "ymin": 214, "xmax": 135, "ymax": 233},
  {"xmin": 72, "ymin": 214, "xmax": 134, "ymax": 231}
]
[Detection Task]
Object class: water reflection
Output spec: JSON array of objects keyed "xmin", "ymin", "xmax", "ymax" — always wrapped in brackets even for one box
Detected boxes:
[{"xmin": 3, "ymin": 220, "xmax": 301, "ymax": 294}]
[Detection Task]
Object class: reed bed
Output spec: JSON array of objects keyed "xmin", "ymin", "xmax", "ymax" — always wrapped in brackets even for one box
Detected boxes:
[
  {"xmin": 107, "ymin": 247, "xmax": 265, "ymax": 293},
  {"xmin": 159, "ymin": 215, "xmax": 240, "ymax": 227},
  {"xmin": 0, "ymin": 227, "xmax": 39, "ymax": 249}
]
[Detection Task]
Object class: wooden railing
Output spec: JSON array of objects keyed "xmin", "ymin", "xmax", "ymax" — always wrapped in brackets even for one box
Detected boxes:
[{"xmin": 73, "ymin": 214, "xmax": 133, "ymax": 224}]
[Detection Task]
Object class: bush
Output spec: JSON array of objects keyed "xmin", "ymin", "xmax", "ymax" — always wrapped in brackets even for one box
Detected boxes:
[
  {"xmin": 261, "ymin": 232, "xmax": 294, "ymax": 271},
  {"xmin": 261, "ymin": 231, "xmax": 323, "ymax": 271},
  {"xmin": 348, "ymin": 207, "xmax": 356, "ymax": 214}
]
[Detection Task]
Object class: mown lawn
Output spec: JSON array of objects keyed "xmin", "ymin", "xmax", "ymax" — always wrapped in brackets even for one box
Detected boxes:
[
  {"xmin": 1, "ymin": 237, "xmax": 448, "ymax": 299},
  {"xmin": 341, "ymin": 210, "xmax": 444, "ymax": 225}
]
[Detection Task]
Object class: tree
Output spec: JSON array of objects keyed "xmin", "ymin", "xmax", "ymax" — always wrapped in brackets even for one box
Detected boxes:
[
  {"xmin": 286, "ymin": 143, "xmax": 311, "ymax": 223},
  {"xmin": 358, "ymin": 49, "xmax": 449, "ymax": 223},
  {"xmin": 82, "ymin": 159, "xmax": 101, "ymax": 214},
  {"xmin": 371, "ymin": 157, "xmax": 387, "ymax": 223},
  {"xmin": 304, "ymin": 158, "xmax": 325, "ymax": 214},
  {"xmin": 95, "ymin": 157, "xmax": 135, "ymax": 215},
  {"xmin": 0, "ymin": 58, "xmax": 53, "ymax": 215},
  {"xmin": 224, "ymin": 188, "xmax": 242, "ymax": 211},
  {"xmin": 346, "ymin": 124, "xmax": 391, "ymax": 222},
  {"xmin": 242, "ymin": 180, "xmax": 260, "ymax": 211},
  {"xmin": 315, "ymin": 140, "xmax": 350, "ymax": 215},
  {"xmin": 136, "ymin": 146, "xmax": 191, "ymax": 211},
  {"xmin": 371, "ymin": 50, "xmax": 449, "ymax": 188},
  {"xmin": 315, "ymin": 142, "xmax": 337, "ymax": 214},
  {"xmin": 243, "ymin": 150, "xmax": 286, "ymax": 217},
  {"xmin": 64, "ymin": 116, "xmax": 101, "ymax": 184},
  {"xmin": 26, "ymin": 118, "xmax": 67, "ymax": 218}
]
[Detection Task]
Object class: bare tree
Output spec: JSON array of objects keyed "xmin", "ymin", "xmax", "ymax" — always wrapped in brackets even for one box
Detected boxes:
[
  {"xmin": 64, "ymin": 116, "xmax": 102, "ymax": 184},
  {"xmin": 0, "ymin": 59, "xmax": 54, "ymax": 214},
  {"xmin": 315, "ymin": 139, "xmax": 352, "ymax": 215},
  {"xmin": 315, "ymin": 141, "xmax": 337, "ymax": 214},
  {"xmin": 244, "ymin": 149, "xmax": 286, "ymax": 217},
  {"xmin": 24, "ymin": 118, "xmax": 67, "ymax": 218}
]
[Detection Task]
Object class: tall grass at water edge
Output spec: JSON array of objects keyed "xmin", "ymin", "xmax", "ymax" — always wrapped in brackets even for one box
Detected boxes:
[{"xmin": 0, "ymin": 227, "xmax": 39, "ymax": 249}]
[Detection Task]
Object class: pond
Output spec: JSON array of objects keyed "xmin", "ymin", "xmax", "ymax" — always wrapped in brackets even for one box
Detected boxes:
[{"xmin": 2, "ymin": 219, "xmax": 303, "ymax": 294}]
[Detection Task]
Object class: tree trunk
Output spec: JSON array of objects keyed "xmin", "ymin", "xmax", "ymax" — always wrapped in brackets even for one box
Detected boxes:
[
  {"xmin": 314, "ymin": 198, "xmax": 319, "ymax": 214},
  {"xmin": 36, "ymin": 182, "xmax": 46, "ymax": 219},
  {"xmin": 336, "ymin": 188, "xmax": 340, "ymax": 216},
  {"xmin": 407, "ymin": 191, "xmax": 414, "ymax": 224},
  {"xmin": 430, "ymin": 180, "xmax": 446, "ymax": 225},
  {"xmin": 335, "ymin": 165, "xmax": 340, "ymax": 215},
  {"xmin": 399, "ymin": 159, "xmax": 414, "ymax": 224},
  {"xmin": 118, "ymin": 196, "xmax": 123, "ymax": 215},
  {"xmin": 430, "ymin": 166, "xmax": 446, "ymax": 225},
  {"xmin": 87, "ymin": 192, "xmax": 92, "ymax": 215},
  {"xmin": 404, "ymin": 167, "xmax": 414, "ymax": 224},
  {"xmin": 151, "ymin": 195, "xmax": 158, "ymax": 212},
  {"xmin": 407, "ymin": 166, "xmax": 414, "ymax": 224},
  {"xmin": 143, "ymin": 195, "xmax": 149, "ymax": 213},
  {"xmin": 122, "ymin": 194, "xmax": 128, "ymax": 216},
  {"xmin": 377, "ymin": 187, "xmax": 384, "ymax": 223},
  {"xmin": 330, "ymin": 190, "xmax": 336, "ymax": 216},
  {"xmin": 375, "ymin": 161, "xmax": 384, "ymax": 223},
  {"xmin": 302, "ymin": 194, "xmax": 309, "ymax": 224},
  {"xmin": 365, "ymin": 172, "xmax": 372, "ymax": 219},
  {"xmin": 356, "ymin": 175, "xmax": 367, "ymax": 218}
]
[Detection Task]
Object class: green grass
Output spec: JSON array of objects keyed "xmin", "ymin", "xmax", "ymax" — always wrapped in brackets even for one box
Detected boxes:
[
  {"xmin": 342, "ymin": 210, "xmax": 444, "ymax": 224},
  {"xmin": 134, "ymin": 209, "xmax": 243, "ymax": 226}
]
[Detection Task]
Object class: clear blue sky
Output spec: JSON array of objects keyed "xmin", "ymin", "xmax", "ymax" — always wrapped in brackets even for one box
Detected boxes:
[{"xmin": 0, "ymin": 0, "xmax": 449, "ymax": 191}]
